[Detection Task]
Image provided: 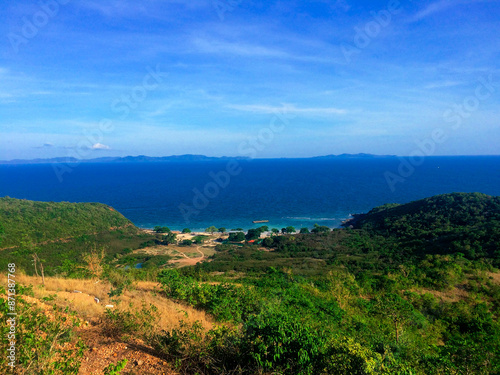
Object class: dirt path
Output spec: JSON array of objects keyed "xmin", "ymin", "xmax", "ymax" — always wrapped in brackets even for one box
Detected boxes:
[{"xmin": 169, "ymin": 246, "xmax": 206, "ymax": 267}]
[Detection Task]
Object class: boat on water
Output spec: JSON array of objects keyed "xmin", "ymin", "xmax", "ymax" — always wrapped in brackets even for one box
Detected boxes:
[{"xmin": 253, "ymin": 220, "xmax": 269, "ymax": 223}]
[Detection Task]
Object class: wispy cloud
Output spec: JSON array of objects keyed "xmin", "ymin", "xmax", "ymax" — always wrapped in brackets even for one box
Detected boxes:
[
  {"xmin": 410, "ymin": 0, "xmax": 495, "ymax": 22},
  {"xmin": 77, "ymin": 0, "xmax": 210, "ymax": 18},
  {"xmin": 192, "ymin": 38, "xmax": 289, "ymax": 59},
  {"xmin": 33, "ymin": 143, "xmax": 54, "ymax": 149},
  {"xmin": 423, "ymin": 80, "xmax": 465, "ymax": 89},
  {"xmin": 227, "ymin": 104, "xmax": 347, "ymax": 116},
  {"xmin": 190, "ymin": 36, "xmax": 337, "ymax": 64}
]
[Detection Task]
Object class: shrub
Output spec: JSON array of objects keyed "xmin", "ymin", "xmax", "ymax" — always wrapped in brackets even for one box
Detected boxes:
[{"xmin": 0, "ymin": 293, "xmax": 85, "ymax": 374}]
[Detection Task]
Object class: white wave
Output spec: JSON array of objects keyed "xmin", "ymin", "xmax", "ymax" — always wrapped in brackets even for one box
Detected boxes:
[{"xmin": 284, "ymin": 216, "xmax": 338, "ymax": 221}]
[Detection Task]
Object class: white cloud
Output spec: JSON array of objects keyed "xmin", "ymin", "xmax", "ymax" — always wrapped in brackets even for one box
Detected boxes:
[
  {"xmin": 92, "ymin": 143, "xmax": 111, "ymax": 150},
  {"xmin": 227, "ymin": 104, "xmax": 347, "ymax": 116}
]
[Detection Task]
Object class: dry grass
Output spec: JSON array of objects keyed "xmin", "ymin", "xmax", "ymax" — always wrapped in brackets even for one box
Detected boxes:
[
  {"xmin": 409, "ymin": 286, "xmax": 469, "ymax": 303},
  {"xmin": 487, "ymin": 271, "xmax": 500, "ymax": 285},
  {"xmin": 11, "ymin": 274, "xmax": 215, "ymax": 332}
]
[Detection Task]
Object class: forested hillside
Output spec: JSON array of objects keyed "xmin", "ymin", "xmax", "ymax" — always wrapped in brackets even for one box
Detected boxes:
[
  {"xmin": 347, "ymin": 192, "xmax": 500, "ymax": 263},
  {"xmin": 0, "ymin": 197, "xmax": 132, "ymax": 248},
  {"xmin": 0, "ymin": 197, "xmax": 156, "ymax": 276}
]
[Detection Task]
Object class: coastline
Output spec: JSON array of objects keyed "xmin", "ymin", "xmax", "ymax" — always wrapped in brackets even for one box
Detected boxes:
[{"xmin": 136, "ymin": 215, "xmax": 353, "ymax": 234}]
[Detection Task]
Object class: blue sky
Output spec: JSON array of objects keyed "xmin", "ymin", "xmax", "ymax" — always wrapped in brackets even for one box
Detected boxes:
[{"xmin": 0, "ymin": 0, "xmax": 499, "ymax": 159}]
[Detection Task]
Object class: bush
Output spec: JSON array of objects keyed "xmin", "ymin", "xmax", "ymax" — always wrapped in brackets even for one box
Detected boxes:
[
  {"xmin": 102, "ymin": 303, "xmax": 158, "ymax": 339},
  {"xmin": 0, "ymin": 293, "xmax": 85, "ymax": 374}
]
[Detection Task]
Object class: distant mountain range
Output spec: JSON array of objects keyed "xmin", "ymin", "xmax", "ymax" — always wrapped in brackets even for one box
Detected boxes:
[{"xmin": 0, "ymin": 153, "xmax": 397, "ymax": 165}]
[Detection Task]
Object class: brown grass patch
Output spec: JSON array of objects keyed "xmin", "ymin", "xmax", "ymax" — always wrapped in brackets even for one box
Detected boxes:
[
  {"xmin": 487, "ymin": 271, "xmax": 500, "ymax": 285},
  {"xmin": 409, "ymin": 286, "xmax": 469, "ymax": 303},
  {"xmin": 11, "ymin": 274, "xmax": 214, "ymax": 332}
]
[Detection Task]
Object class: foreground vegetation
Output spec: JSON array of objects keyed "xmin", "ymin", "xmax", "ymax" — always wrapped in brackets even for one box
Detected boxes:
[{"xmin": 1, "ymin": 193, "xmax": 500, "ymax": 374}]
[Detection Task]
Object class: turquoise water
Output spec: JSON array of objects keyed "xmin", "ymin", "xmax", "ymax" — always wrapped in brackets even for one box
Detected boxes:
[{"xmin": 1, "ymin": 156, "xmax": 499, "ymax": 231}]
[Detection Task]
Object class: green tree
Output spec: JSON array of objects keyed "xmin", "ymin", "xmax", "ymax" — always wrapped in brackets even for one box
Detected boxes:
[
  {"xmin": 271, "ymin": 228, "xmax": 280, "ymax": 235},
  {"xmin": 285, "ymin": 226, "xmax": 296, "ymax": 234},
  {"xmin": 300, "ymin": 227, "xmax": 310, "ymax": 234},
  {"xmin": 182, "ymin": 239, "xmax": 193, "ymax": 246},
  {"xmin": 372, "ymin": 293, "xmax": 422, "ymax": 343},
  {"xmin": 193, "ymin": 235, "xmax": 206, "ymax": 244},
  {"xmin": 182, "ymin": 228, "xmax": 191, "ymax": 234},
  {"xmin": 154, "ymin": 226, "xmax": 171, "ymax": 233},
  {"xmin": 163, "ymin": 232, "xmax": 177, "ymax": 245},
  {"xmin": 218, "ymin": 227, "xmax": 227, "ymax": 234},
  {"xmin": 246, "ymin": 229, "xmax": 262, "ymax": 241},
  {"xmin": 228, "ymin": 232, "xmax": 245, "ymax": 242},
  {"xmin": 206, "ymin": 226, "xmax": 218, "ymax": 234},
  {"xmin": 259, "ymin": 225, "xmax": 269, "ymax": 232},
  {"xmin": 262, "ymin": 237, "xmax": 274, "ymax": 247},
  {"xmin": 311, "ymin": 223, "xmax": 330, "ymax": 233}
]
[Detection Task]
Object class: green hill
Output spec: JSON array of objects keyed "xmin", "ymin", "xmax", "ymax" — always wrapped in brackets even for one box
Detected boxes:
[
  {"xmin": 0, "ymin": 197, "xmax": 156, "ymax": 276},
  {"xmin": 347, "ymin": 192, "xmax": 500, "ymax": 261},
  {"xmin": 0, "ymin": 197, "xmax": 133, "ymax": 248},
  {"xmin": 350, "ymin": 192, "xmax": 500, "ymax": 233}
]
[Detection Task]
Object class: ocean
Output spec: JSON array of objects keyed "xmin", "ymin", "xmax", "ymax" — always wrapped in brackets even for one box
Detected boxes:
[{"xmin": 1, "ymin": 156, "xmax": 499, "ymax": 232}]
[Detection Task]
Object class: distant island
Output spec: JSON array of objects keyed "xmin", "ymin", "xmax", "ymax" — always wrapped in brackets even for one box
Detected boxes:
[
  {"xmin": 310, "ymin": 153, "xmax": 397, "ymax": 159},
  {"xmin": 0, "ymin": 154, "xmax": 250, "ymax": 165},
  {"xmin": 0, "ymin": 153, "xmax": 397, "ymax": 165}
]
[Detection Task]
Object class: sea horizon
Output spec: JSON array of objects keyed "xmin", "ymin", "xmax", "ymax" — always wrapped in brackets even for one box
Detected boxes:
[{"xmin": 1, "ymin": 156, "xmax": 499, "ymax": 232}]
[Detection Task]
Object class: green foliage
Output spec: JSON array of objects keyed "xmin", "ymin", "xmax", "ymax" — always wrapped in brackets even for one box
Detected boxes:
[
  {"xmin": 181, "ymin": 239, "xmax": 193, "ymax": 246},
  {"xmin": 300, "ymin": 227, "xmax": 310, "ymax": 233},
  {"xmin": 182, "ymin": 228, "xmax": 192, "ymax": 233},
  {"xmin": 228, "ymin": 232, "xmax": 245, "ymax": 242},
  {"xmin": 0, "ymin": 197, "xmax": 132, "ymax": 248},
  {"xmin": 245, "ymin": 228, "xmax": 262, "ymax": 241},
  {"xmin": 218, "ymin": 227, "xmax": 227, "ymax": 233},
  {"xmin": 163, "ymin": 232, "xmax": 177, "ymax": 245},
  {"xmin": 103, "ymin": 359, "xmax": 128, "ymax": 375},
  {"xmin": 193, "ymin": 235, "xmax": 208, "ymax": 244},
  {"xmin": 0, "ymin": 198, "xmax": 156, "ymax": 276},
  {"xmin": 0, "ymin": 289, "xmax": 85, "ymax": 374},
  {"xmin": 102, "ymin": 302, "xmax": 158, "ymax": 339},
  {"xmin": 158, "ymin": 269, "xmax": 260, "ymax": 322},
  {"xmin": 206, "ymin": 226, "xmax": 218, "ymax": 233},
  {"xmin": 350, "ymin": 192, "xmax": 500, "ymax": 263},
  {"xmin": 311, "ymin": 223, "xmax": 331, "ymax": 233},
  {"xmin": 153, "ymin": 226, "xmax": 171, "ymax": 233}
]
